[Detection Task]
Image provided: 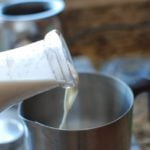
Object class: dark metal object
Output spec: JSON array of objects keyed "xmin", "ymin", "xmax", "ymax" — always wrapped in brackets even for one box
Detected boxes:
[
  {"xmin": 19, "ymin": 73, "xmax": 150, "ymax": 150},
  {"xmin": 101, "ymin": 58, "xmax": 150, "ymax": 119}
]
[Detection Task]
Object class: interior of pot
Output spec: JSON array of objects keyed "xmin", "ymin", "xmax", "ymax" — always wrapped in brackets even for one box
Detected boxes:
[
  {"xmin": 0, "ymin": 0, "xmax": 65, "ymax": 21},
  {"xmin": 2, "ymin": 1, "xmax": 50, "ymax": 15},
  {"xmin": 20, "ymin": 73, "xmax": 133, "ymax": 130}
]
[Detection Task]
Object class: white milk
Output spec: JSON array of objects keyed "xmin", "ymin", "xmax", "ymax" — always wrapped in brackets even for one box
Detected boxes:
[
  {"xmin": 0, "ymin": 41, "xmax": 55, "ymax": 81},
  {"xmin": 0, "ymin": 30, "xmax": 79, "ymax": 111},
  {"xmin": 58, "ymin": 57, "xmax": 79, "ymax": 129},
  {"xmin": 59, "ymin": 86, "xmax": 78, "ymax": 129},
  {"xmin": 0, "ymin": 40, "xmax": 63, "ymax": 111},
  {"xmin": 0, "ymin": 80, "xmax": 63, "ymax": 111},
  {"xmin": 0, "ymin": 30, "xmax": 79, "ymax": 135}
]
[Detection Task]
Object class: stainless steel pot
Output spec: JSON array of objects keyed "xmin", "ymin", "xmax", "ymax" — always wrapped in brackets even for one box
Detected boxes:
[
  {"xmin": 19, "ymin": 73, "xmax": 150, "ymax": 150},
  {"xmin": 0, "ymin": 0, "xmax": 65, "ymax": 50}
]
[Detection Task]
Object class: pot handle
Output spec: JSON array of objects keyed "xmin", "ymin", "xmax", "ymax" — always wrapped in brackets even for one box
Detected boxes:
[{"xmin": 129, "ymin": 78, "xmax": 150, "ymax": 97}]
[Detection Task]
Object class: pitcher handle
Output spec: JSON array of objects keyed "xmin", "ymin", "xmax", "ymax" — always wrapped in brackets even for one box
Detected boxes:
[{"xmin": 129, "ymin": 78, "xmax": 150, "ymax": 97}]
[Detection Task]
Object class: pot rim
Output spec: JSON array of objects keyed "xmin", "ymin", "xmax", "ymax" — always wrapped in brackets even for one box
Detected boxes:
[
  {"xmin": 0, "ymin": 0, "xmax": 65, "ymax": 21},
  {"xmin": 19, "ymin": 73, "xmax": 134, "ymax": 132}
]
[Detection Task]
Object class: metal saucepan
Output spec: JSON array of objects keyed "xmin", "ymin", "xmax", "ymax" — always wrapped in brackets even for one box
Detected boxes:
[{"xmin": 19, "ymin": 73, "xmax": 150, "ymax": 150}]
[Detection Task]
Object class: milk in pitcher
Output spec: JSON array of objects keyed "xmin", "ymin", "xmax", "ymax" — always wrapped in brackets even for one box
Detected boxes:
[{"xmin": 0, "ymin": 30, "xmax": 79, "ymax": 111}]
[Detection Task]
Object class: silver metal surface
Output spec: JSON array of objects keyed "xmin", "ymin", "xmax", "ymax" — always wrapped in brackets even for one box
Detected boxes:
[
  {"xmin": 0, "ymin": 106, "xmax": 25, "ymax": 150},
  {"xmin": 0, "ymin": 0, "xmax": 65, "ymax": 50},
  {"xmin": 20, "ymin": 73, "xmax": 134, "ymax": 150}
]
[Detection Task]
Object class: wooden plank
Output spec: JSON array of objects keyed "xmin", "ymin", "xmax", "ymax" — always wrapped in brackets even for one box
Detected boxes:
[{"xmin": 65, "ymin": 0, "xmax": 147, "ymax": 9}]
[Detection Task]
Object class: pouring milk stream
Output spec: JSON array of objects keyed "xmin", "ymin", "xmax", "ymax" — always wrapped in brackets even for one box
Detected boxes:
[{"xmin": 0, "ymin": 29, "xmax": 79, "ymax": 124}]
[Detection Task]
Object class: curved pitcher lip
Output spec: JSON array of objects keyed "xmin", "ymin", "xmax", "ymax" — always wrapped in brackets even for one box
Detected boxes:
[
  {"xmin": 0, "ymin": 0, "xmax": 65, "ymax": 22},
  {"xmin": 44, "ymin": 29, "xmax": 79, "ymax": 87},
  {"xmin": 19, "ymin": 73, "xmax": 134, "ymax": 132}
]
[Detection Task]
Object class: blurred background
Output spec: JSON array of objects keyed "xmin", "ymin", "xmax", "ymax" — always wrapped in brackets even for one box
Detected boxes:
[
  {"xmin": 0, "ymin": 0, "xmax": 150, "ymax": 149},
  {"xmin": 61, "ymin": 1, "xmax": 150, "ymax": 150},
  {"xmin": 63, "ymin": 1, "xmax": 150, "ymax": 150}
]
